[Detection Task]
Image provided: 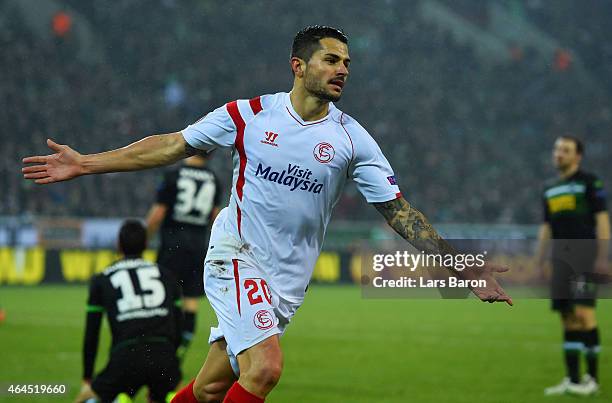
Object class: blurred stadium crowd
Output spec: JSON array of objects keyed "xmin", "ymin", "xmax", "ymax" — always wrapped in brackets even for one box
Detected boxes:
[{"xmin": 2, "ymin": 0, "xmax": 611, "ymax": 223}]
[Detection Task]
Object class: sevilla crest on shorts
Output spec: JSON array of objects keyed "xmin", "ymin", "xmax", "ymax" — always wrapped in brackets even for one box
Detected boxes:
[{"xmin": 254, "ymin": 309, "xmax": 276, "ymax": 330}]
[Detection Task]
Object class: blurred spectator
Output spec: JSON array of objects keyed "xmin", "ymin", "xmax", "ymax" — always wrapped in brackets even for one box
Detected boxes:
[
  {"xmin": 164, "ymin": 77, "xmax": 186, "ymax": 109},
  {"xmin": 553, "ymin": 49, "xmax": 572, "ymax": 71},
  {"xmin": 2, "ymin": 0, "xmax": 610, "ymax": 225},
  {"xmin": 52, "ymin": 11, "xmax": 72, "ymax": 37}
]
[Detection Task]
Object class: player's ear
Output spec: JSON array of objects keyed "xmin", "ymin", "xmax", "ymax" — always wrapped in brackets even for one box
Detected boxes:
[{"xmin": 291, "ymin": 57, "xmax": 305, "ymax": 78}]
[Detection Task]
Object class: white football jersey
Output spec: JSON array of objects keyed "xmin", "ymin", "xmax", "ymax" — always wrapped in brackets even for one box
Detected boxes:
[{"xmin": 182, "ymin": 92, "xmax": 400, "ymax": 304}]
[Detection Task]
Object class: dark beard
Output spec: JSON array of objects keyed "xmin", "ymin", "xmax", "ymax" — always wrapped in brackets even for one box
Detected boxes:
[{"xmin": 304, "ymin": 74, "xmax": 341, "ymax": 102}]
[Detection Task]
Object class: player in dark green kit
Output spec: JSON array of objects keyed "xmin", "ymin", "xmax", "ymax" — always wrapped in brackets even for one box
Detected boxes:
[
  {"xmin": 537, "ymin": 136, "xmax": 609, "ymax": 396},
  {"xmin": 146, "ymin": 154, "xmax": 222, "ymax": 361},
  {"xmin": 75, "ymin": 220, "xmax": 183, "ymax": 403}
]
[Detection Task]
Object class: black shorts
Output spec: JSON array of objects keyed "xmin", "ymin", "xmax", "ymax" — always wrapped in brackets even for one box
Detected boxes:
[
  {"xmin": 158, "ymin": 229, "xmax": 207, "ymax": 297},
  {"xmin": 92, "ymin": 342, "xmax": 181, "ymax": 403},
  {"xmin": 550, "ymin": 246, "xmax": 597, "ymax": 312}
]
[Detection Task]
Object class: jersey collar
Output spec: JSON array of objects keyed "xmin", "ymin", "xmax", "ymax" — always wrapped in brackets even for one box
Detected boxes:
[{"xmin": 284, "ymin": 92, "xmax": 333, "ymax": 126}]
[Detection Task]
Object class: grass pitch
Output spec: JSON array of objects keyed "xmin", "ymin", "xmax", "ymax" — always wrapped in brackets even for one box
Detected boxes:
[{"xmin": 0, "ymin": 285, "xmax": 609, "ymax": 402}]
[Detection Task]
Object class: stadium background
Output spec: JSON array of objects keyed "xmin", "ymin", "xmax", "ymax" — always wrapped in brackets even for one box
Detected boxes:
[{"xmin": 1, "ymin": 0, "xmax": 610, "ymax": 402}]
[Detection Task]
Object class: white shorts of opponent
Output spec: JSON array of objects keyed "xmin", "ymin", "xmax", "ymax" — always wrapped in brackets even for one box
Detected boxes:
[{"xmin": 203, "ymin": 231, "xmax": 299, "ymax": 376}]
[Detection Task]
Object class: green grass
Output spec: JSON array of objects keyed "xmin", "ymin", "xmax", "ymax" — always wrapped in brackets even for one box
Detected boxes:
[{"xmin": 0, "ymin": 285, "xmax": 610, "ymax": 402}]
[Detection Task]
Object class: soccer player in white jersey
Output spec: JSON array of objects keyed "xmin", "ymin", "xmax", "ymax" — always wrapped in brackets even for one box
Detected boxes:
[{"xmin": 23, "ymin": 26, "xmax": 511, "ymax": 403}]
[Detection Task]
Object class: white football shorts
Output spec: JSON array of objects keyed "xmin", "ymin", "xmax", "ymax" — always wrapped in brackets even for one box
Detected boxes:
[{"xmin": 203, "ymin": 231, "xmax": 299, "ymax": 375}]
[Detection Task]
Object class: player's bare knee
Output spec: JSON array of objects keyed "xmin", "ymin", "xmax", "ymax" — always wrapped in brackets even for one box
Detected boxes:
[
  {"xmin": 245, "ymin": 362, "xmax": 283, "ymax": 389},
  {"xmin": 183, "ymin": 297, "xmax": 199, "ymax": 313},
  {"xmin": 192, "ymin": 381, "xmax": 206, "ymax": 402},
  {"xmin": 193, "ymin": 380, "xmax": 232, "ymax": 403},
  {"xmin": 561, "ymin": 312, "xmax": 581, "ymax": 330},
  {"xmin": 585, "ymin": 316, "xmax": 597, "ymax": 329},
  {"xmin": 574, "ymin": 309, "xmax": 596, "ymax": 330}
]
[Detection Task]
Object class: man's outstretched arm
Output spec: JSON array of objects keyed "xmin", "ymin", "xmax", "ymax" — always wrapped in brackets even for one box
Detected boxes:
[
  {"xmin": 373, "ymin": 196, "xmax": 512, "ymax": 305},
  {"xmin": 23, "ymin": 132, "xmax": 199, "ymax": 184},
  {"xmin": 374, "ymin": 196, "xmax": 456, "ymax": 256}
]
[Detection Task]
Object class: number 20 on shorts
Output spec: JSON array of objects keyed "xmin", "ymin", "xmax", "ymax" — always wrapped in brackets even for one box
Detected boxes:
[{"xmin": 244, "ymin": 279, "xmax": 272, "ymax": 305}]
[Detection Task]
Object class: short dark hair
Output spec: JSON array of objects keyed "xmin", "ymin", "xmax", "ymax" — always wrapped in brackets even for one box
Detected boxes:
[
  {"xmin": 118, "ymin": 219, "xmax": 147, "ymax": 256},
  {"xmin": 559, "ymin": 135, "xmax": 584, "ymax": 155},
  {"xmin": 291, "ymin": 25, "xmax": 348, "ymax": 62}
]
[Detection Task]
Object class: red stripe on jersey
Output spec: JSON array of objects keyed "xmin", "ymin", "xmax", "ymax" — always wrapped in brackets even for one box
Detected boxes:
[
  {"xmin": 232, "ymin": 259, "xmax": 241, "ymax": 316},
  {"xmin": 395, "ymin": 192, "xmax": 402, "ymax": 199},
  {"xmin": 249, "ymin": 96, "xmax": 263, "ymax": 115},
  {"xmin": 226, "ymin": 99, "xmax": 264, "ymax": 238},
  {"xmin": 227, "ymin": 101, "xmax": 247, "ymax": 237}
]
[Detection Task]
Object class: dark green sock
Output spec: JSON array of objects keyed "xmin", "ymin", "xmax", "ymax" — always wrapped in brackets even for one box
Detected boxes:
[
  {"xmin": 564, "ymin": 330, "xmax": 583, "ymax": 383},
  {"xmin": 177, "ymin": 311, "xmax": 196, "ymax": 362},
  {"xmin": 582, "ymin": 328, "xmax": 600, "ymax": 382},
  {"xmin": 182, "ymin": 311, "xmax": 196, "ymax": 347}
]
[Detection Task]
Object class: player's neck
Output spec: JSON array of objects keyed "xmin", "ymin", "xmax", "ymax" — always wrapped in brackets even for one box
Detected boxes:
[
  {"xmin": 558, "ymin": 164, "xmax": 579, "ymax": 179},
  {"xmin": 289, "ymin": 88, "xmax": 329, "ymax": 121}
]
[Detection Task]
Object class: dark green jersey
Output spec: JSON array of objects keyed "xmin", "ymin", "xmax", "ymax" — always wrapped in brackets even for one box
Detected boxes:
[
  {"xmin": 83, "ymin": 258, "xmax": 183, "ymax": 379},
  {"xmin": 87, "ymin": 258, "xmax": 182, "ymax": 345},
  {"xmin": 542, "ymin": 170, "xmax": 607, "ymax": 239},
  {"xmin": 156, "ymin": 165, "xmax": 221, "ymax": 231}
]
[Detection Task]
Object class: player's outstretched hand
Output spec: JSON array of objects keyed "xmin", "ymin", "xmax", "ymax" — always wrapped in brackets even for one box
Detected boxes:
[
  {"xmin": 467, "ymin": 262, "xmax": 513, "ymax": 306},
  {"xmin": 22, "ymin": 139, "xmax": 84, "ymax": 184}
]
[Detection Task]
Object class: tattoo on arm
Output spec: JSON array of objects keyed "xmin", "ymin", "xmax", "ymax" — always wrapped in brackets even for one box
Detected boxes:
[{"xmin": 373, "ymin": 197, "xmax": 456, "ymax": 256}]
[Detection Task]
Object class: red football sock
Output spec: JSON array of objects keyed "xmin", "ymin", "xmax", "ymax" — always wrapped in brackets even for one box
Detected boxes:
[
  {"xmin": 171, "ymin": 379, "xmax": 198, "ymax": 403},
  {"xmin": 223, "ymin": 382, "xmax": 264, "ymax": 403}
]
